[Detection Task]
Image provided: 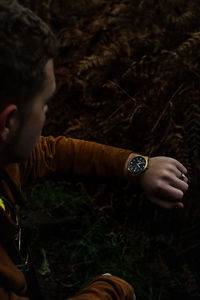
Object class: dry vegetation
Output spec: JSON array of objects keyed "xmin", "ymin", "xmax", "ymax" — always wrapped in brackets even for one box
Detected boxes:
[
  {"xmin": 19, "ymin": 1, "xmax": 200, "ymax": 299},
  {"xmin": 21, "ymin": 0, "xmax": 200, "ymax": 184}
]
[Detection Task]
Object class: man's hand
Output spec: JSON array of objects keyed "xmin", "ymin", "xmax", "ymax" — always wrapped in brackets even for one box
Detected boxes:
[{"xmin": 125, "ymin": 155, "xmax": 189, "ymax": 209}]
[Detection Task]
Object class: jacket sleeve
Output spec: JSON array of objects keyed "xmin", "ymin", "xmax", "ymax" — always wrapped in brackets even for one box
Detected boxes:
[
  {"xmin": 67, "ymin": 275, "xmax": 135, "ymax": 300},
  {"xmin": 19, "ymin": 136, "xmax": 132, "ymax": 187},
  {"xmin": 0, "ymin": 275, "xmax": 135, "ymax": 300}
]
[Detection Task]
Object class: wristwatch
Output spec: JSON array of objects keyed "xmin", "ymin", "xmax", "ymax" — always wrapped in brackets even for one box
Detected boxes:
[{"xmin": 127, "ymin": 155, "xmax": 149, "ymax": 176}]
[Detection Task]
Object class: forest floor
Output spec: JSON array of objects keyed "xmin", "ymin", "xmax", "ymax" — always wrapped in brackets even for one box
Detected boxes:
[
  {"xmin": 24, "ymin": 177, "xmax": 200, "ymax": 300},
  {"xmin": 19, "ymin": 1, "xmax": 200, "ymax": 299}
]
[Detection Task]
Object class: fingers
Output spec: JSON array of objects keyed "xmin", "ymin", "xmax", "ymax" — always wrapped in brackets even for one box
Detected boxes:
[
  {"xmin": 165, "ymin": 161, "xmax": 189, "ymax": 194},
  {"xmin": 140, "ymin": 156, "xmax": 189, "ymax": 210},
  {"xmin": 155, "ymin": 169, "xmax": 189, "ymax": 195},
  {"xmin": 155, "ymin": 182, "xmax": 185, "ymax": 200},
  {"xmin": 150, "ymin": 196, "xmax": 184, "ymax": 210},
  {"xmin": 177, "ymin": 171, "xmax": 188, "ymax": 183},
  {"xmin": 172, "ymin": 165, "xmax": 188, "ymax": 183},
  {"xmin": 150, "ymin": 175, "xmax": 188, "ymax": 209},
  {"xmin": 174, "ymin": 159, "xmax": 188, "ymax": 175},
  {"xmin": 170, "ymin": 175, "xmax": 189, "ymax": 192},
  {"xmin": 170, "ymin": 166, "xmax": 188, "ymax": 181},
  {"xmin": 160, "ymin": 158, "xmax": 188, "ymax": 181},
  {"xmin": 155, "ymin": 158, "xmax": 189, "ymax": 191}
]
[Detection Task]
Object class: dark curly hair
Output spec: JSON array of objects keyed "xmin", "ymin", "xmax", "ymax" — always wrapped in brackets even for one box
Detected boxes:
[{"xmin": 0, "ymin": 0, "xmax": 57, "ymax": 110}]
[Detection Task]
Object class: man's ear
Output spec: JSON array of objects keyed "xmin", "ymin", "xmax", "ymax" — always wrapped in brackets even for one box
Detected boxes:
[{"xmin": 0, "ymin": 105, "xmax": 18, "ymax": 141}]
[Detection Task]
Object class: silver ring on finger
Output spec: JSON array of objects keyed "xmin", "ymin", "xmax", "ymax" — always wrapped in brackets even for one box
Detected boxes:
[{"xmin": 180, "ymin": 172, "xmax": 186, "ymax": 180}]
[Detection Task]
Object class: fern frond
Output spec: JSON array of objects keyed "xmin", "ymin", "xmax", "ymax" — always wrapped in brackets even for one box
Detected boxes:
[
  {"xmin": 166, "ymin": 10, "xmax": 198, "ymax": 32},
  {"xmin": 77, "ymin": 55, "xmax": 106, "ymax": 75},
  {"xmin": 123, "ymin": 55, "xmax": 159, "ymax": 79},
  {"xmin": 77, "ymin": 46, "xmax": 119, "ymax": 75},
  {"xmin": 176, "ymin": 32, "xmax": 200, "ymax": 58},
  {"xmin": 183, "ymin": 100, "xmax": 200, "ymax": 159},
  {"xmin": 57, "ymin": 28, "xmax": 83, "ymax": 48}
]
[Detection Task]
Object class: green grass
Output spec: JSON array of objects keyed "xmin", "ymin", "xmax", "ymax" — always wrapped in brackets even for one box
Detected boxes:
[{"xmin": 24, "ymin": 181, "xmax": 178, "ymax": 300}]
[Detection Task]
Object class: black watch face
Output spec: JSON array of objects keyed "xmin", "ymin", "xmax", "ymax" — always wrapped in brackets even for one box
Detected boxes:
[{"xmin": 128, "ymin": 156, "xmax": 147, "ymax": 174}]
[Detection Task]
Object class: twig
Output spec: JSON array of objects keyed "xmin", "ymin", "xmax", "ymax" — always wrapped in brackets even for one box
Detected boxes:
[{"xmin": 150, "ymin": 82, "xmax": 185, "ymax": 133}]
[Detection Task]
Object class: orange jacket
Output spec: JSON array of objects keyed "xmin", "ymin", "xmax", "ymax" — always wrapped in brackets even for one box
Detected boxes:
[{"xmin": 0, "ymin": 136, "xmax": 135, "ymax": 300}]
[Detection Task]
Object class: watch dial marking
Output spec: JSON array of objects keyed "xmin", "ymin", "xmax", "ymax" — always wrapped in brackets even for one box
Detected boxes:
[{"xmin": 129, "ymin": 156, "xmax": 147, "ymax": 174}]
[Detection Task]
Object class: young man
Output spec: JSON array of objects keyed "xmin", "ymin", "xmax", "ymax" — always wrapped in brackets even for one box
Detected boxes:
[{"xmin": 0, "ymin": 1, "xmax": 189, "ymax": 299}]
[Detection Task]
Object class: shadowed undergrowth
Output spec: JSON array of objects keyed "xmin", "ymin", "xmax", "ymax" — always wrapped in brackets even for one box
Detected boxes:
[
  {"xmin": 23, "ymin": 181, "xmax": 196, "ymax": 300},
  {"xmin": 17, "ymin": 0, "xmax": 200, "ymax": 298}
]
